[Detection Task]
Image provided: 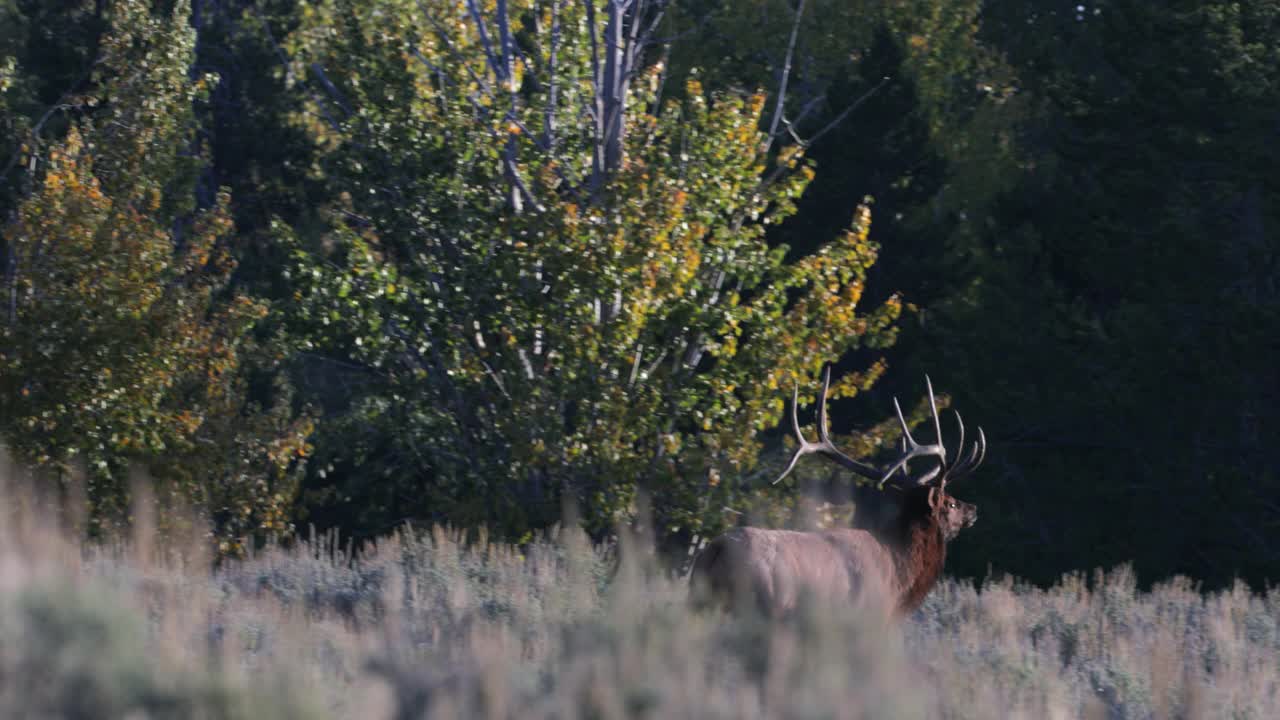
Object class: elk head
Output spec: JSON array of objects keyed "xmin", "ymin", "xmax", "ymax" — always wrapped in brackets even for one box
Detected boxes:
[{"xmin": 927, "ymin": 486, "xmax": 977, "ymax": 540}]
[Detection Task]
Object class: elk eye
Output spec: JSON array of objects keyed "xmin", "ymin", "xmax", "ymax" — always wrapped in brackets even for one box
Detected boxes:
[{"xmin": 947, "ymin": 501, "xmax": 957, "ymax": 509}]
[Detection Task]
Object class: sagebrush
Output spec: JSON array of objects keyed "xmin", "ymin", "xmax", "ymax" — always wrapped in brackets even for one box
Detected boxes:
[{"xmin": 2, "ymin": 475, "xmax": 1278, "ymax": 719}]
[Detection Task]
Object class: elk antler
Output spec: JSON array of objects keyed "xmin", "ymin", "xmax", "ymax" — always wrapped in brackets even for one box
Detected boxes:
[
  {"xmin": 875, "ymin": 376, "xmax": 948, "ymax": 487},
  {"xmin": 772, "ymin": 365, "xmax": 987, "ymax": 490},
  {"xmin": 772, "ymin": 365, "xmax": 885, "ymax": 486},
  {"xmin": 943, "ymin": 408, "xmax": 986, "ymax": 484}
]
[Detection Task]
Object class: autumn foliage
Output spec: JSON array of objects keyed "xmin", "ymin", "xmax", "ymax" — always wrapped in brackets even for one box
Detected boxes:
[
  {"xmin": 277, "ymin": 0, "xmax": 902, "ymax": 541},
  {"xmin": 0, "ymin": 0, "xmax": 310, "ymax": 545}
]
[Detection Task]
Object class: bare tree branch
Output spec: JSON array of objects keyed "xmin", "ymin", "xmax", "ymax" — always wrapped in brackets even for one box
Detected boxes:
[
  {"xmin": 305, "ymin": 62, "xmax": 354, "ymax": 117},
  {"xmin": 543, "ymin": 0, "xmax": 564, "ymax": 148},
  {"xmin": 496, "ymin": 0, "xmax": 530, "ymax": 213},
  {"xmin": 756, "ymin": 76, "xmax": 891, "ymax": 193},
  {"xmin": 415, "ymin": 1, "xmax": 494, "ymax": 92},
  {"xmin": 766, "ymin": 0, "xmax": 806, "ymax": 151},
  {"xmin": 775, "ymin": 92, "xmax": 826, "ymax": 140},
  {"xmin": 802, "ymin": 75, "xmax": 891, "ymax": 149},
  {"xmin": 585, "ymin": 0, "xmax": 602, "ymax": 102},
  {"xmin": 464, "ymin": 0, "xmax": 505, "ymax": 84},
  {"xmin": 600, "ymin": 0, "xmax": 626, "ymax": 179}
]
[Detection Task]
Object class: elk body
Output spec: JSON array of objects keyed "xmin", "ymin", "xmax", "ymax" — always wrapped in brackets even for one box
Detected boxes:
[{"xmin": 689, "ymin": 367, "xmax": 985, "ymax": 619}]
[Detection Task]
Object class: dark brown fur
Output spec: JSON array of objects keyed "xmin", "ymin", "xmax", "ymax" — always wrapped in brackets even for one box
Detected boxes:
[{"xmin": 690, "ymin": 485, "xmax": 976, "ymax": 619}]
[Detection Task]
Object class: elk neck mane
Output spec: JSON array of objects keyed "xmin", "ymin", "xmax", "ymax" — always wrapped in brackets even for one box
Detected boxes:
[{"xmin": 885, "ymin": 493, "xmax": 948, "ymax": 615}]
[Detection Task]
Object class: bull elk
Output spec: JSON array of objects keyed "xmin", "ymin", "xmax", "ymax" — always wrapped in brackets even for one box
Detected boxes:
[{"xmin": 689, "ymin": 366, "xmax": 986, "ymax": 618}]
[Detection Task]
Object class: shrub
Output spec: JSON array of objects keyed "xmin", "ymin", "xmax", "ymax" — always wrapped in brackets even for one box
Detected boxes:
[{"xmin": 0, "ymin": 582, "xmax": 318, "ymax": 720}]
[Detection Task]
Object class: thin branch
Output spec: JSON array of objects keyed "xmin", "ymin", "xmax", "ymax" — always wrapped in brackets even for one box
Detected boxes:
[
  {"xmin": 643, "ymin": 347, "xmax": 669, "ymax": 378},
  {"xmin": 0, "ymin": 102, "xmax": 77, "ymax": 190},
  {"xmin": 517, "ymin": 348, "xmax": 537, "ymax": 380},
  {"xmin": 0, "ymin": 52, "xmax": 98, "ymax": 192},
  {"xmin": 773, "ymin": 92, "xmax": 826, "ymax": 139},
  {"xmin": 628, "ymin": 344, "xmax": 644, "ymax": 386},
  {"xmin": 648, "ymin": 20, "xmax": 709, "ymax": 46},
  {"xmin": 641, "ymin": 0, "xmax": 671, "ymax": 43},
  {"xmin": 495, "ymin": 0, "xmax": 531, "ymax": 213},
  {"xmin": 766, "ymin": 0, "xmax": 806, "ymax": 149},
  {"xmin": 650, "ymin": 44, "xmax": 671, "ymax": 118},
  {"xmin": 415, "ymin": 6, "xmax": 498, "ymax": 100},
  {"xmin": 584, "ymin": 0, "xmax": 604, "ymax": 188},
  {"xmin": 625, "ymin": 0, "xmax": 649, "ymax": 64},
  {"xmin": 256, "ymin": 10, "xmax": 344, "ymax": 134},
  {"xmin": 803, "ymin": 75, "xmax": 890, "ymax": 148},
  {"xmin": 413, "ymin": 43, "xmax": 581, "ymax": 198},
  {"xmin": 756, "ymin": 76, "xmax": 891, "ymax": 193},
  {"xmin": 585, "ymin": 0, "xmax": 603, "ymax": 93},
  {"xmin": 308, "ymin": 63, "xmax": 353, "ymax": 116},
  {"xmin": 480, "ymin": 359, "xmax": 513, "ymax": 400},
  {"xmin": 464, "ymin": 0, "xmax": 505, "ymax": 84},
  {"xmin": 505, "ymin": 155, "xmax": 546, "ymax": 212},
  {"xmin": 543, "ymin": 0, "xmax": 563, "ymax": 148},
  {"xmin": 496, "ymin": 0, "xmax": 516, "ymax": 89}
]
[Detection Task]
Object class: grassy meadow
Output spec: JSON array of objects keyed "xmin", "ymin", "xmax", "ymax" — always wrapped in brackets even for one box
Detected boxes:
[{"xmin": 2, "ymin": 468, "xmax": 1279, "ymax": 719}]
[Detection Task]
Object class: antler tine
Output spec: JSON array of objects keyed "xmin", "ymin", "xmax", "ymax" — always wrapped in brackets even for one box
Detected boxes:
[
  {"xmin": 876, "ymin": 378, "xmax": 951, "ymax": 489},
  {"xmin": 772, "ymin": 438, "xmax": 810, "ymax": 485},
  {"xmin": 925, "ymin": 375, "xmax": 945, "ymax": 461},
  {"xmin": 967, "ymin": 428, "xmax": 987, "ymax": 473},
  {"xmin": 788, "ymin": 382, "xmax": 805, "ymax": 444},
  {"xmin": 950, "ymin": 427, "xmax": 987, "ymax": 480},
  {"xmin": 975, "ymin": 428, "xmax": 987, "ymax": 468},
  {"xmin": 893, "ymin": 397, "xmax": 917, "ymax": 447},
  {"xmin": 816, "ymin": 364, "xmax": 834, "ymax": 444},
  {"xmin": 773, "ymin": 365, "xmax": 883, "ymax": 486},
  {"xmin": 930, "ymin": 409, "xmax": 968, "ymax": 490},
  {"xmin": 773, "ymin": 382, "xmax": 809, "ymax": 485},
  {"xmin": 898, "ymin": 435, "xmax": 910, "ymax": 478}
]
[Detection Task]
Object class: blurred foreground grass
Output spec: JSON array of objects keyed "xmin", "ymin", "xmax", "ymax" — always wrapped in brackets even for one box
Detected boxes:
[{"xmin": 2, "ymin": 467, "xmax": 1279, "ymax": 719}]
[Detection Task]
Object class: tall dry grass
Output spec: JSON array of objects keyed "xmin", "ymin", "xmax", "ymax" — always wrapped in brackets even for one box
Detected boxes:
[{"xmin": 2, "ymin": 458, "xmax": 1278, "ymax": 719}]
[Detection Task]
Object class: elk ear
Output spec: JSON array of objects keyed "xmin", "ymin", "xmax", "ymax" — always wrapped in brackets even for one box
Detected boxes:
[{"xmin": 927, "ymin": 486, "xmax": 941, "ymax": 510}]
